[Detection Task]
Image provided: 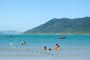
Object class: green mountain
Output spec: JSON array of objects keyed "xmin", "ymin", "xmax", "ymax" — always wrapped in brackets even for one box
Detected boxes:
[{"xmin": 23, "ymin": 17, "xmax": 90, "ymax": 34}]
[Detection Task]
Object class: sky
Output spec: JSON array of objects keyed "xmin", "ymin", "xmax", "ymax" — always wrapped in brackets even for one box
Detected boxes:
[{"xmin": 0, "ymin": 0, "xmax": 90, "ymax": 32}]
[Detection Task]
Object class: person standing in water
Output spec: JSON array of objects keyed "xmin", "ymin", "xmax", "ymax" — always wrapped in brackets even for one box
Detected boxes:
[
  {"xmin": 21, "ymin": 41, "xmax": 27, "ymax": 46},
  {"xmin": 56, "ymin": 44, "xmax": 60, "ymax": 51},
  {"xmin": 44, "ymin": 46, "xmax": 47, "ymax": 51}
]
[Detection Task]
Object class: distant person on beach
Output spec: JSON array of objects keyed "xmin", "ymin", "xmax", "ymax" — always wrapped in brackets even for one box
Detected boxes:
[
  {"xmin": 44, "ymin": 46, "xmax": 47, "ymax": 50},
  {"xmin": 56, "ymin": 44, "xmax": 60, "ymax": 51},
  {"xmin": 21, "ymin": 41, "xmax": 27, "ymax": 46}
]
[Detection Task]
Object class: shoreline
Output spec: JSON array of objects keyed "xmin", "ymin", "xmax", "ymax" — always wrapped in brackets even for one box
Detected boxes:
[
  {"xmin": 22, "ymin": 33, "xmax": 90, "ymax": 35},
  {"xmin": 0, "ymin": 33, "xmax": 90, "ymax": 35}
]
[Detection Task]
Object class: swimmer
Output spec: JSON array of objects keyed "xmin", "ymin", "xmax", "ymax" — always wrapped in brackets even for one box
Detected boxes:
[
  {"xmin": 49, "ymin": 48, "xmax": 52, "ymax": 51},
  {"xmin": 21, "ymin": 41, "xmax": 27, "ymax": 46},
  {"xmin": 44, "ymin": 46, "xmax": 47, "ymax": 50},
  {"xmin": 56, "ymin": 44, "xmax": 60, "ymax": 51}
]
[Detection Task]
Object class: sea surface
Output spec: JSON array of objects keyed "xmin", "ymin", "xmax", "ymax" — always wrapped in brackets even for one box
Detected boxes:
[{"xmin": 0, "ymin": 34, "xmax": 90, "ymax": 60}]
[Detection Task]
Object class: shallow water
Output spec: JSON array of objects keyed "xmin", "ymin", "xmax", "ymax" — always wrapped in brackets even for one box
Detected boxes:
[{"xmin": 0, "ymin": 34, "xmax": 90, "ymax": 60}]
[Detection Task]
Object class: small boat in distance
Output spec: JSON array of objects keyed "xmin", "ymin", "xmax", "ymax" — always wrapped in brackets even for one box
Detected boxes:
[
  {"xmin": 5, "ymin": 35, "xmax": 14, "ymax": 38},
  {"xmin": 59, "ymin": 36, "xmax": 67, "ymax": 39}
]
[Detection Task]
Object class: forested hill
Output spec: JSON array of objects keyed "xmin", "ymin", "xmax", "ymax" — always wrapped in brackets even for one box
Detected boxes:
[{"xmin": 24, "ymin": 17, "xmax": 90, "ymax": 34}]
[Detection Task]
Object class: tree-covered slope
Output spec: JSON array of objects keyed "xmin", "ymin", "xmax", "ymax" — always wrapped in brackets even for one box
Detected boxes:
[{"xmin": 24, "ymin": 17, "xmax": 90, "ymax": 34}]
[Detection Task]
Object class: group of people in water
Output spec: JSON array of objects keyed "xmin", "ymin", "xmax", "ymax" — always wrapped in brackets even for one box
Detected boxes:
[
  {"xmin": 21, "ymin": 41, "xmax": 60, "ymax": 51},
  {"xmin": 44, "ymin": 43, "xmax": 60, "ymax": 51}
]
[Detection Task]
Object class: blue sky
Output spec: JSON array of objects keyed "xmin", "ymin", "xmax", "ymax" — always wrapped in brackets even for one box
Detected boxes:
[{"xmin": 0, "ymin": 0, "xmax": 90, "ymax": 32}]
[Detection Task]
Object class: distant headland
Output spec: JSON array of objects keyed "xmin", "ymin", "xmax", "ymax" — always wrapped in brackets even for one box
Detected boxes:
[{"xmin": 23, "ymin": 17, "xmax": 90, "ymax": 34}]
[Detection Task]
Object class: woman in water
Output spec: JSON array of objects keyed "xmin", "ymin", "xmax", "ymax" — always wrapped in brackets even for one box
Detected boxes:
[{"xmin": 56, "ymin": 44, "xmax": 60, "ymax": 51}]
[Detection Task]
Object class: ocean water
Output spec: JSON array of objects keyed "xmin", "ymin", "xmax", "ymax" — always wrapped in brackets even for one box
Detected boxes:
[{"xmin": 0, "ymin": 34, "xmax": 90, "ymax": 60}]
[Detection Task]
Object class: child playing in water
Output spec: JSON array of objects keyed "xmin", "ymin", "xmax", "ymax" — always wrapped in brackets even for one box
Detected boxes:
[
  {"xmin": 49, "ymin": 48, "xmax": 52, "ymax": 51},
  {"xmin": 44, "ymin": 46, "xmax": 52, "ymax": 51}
]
